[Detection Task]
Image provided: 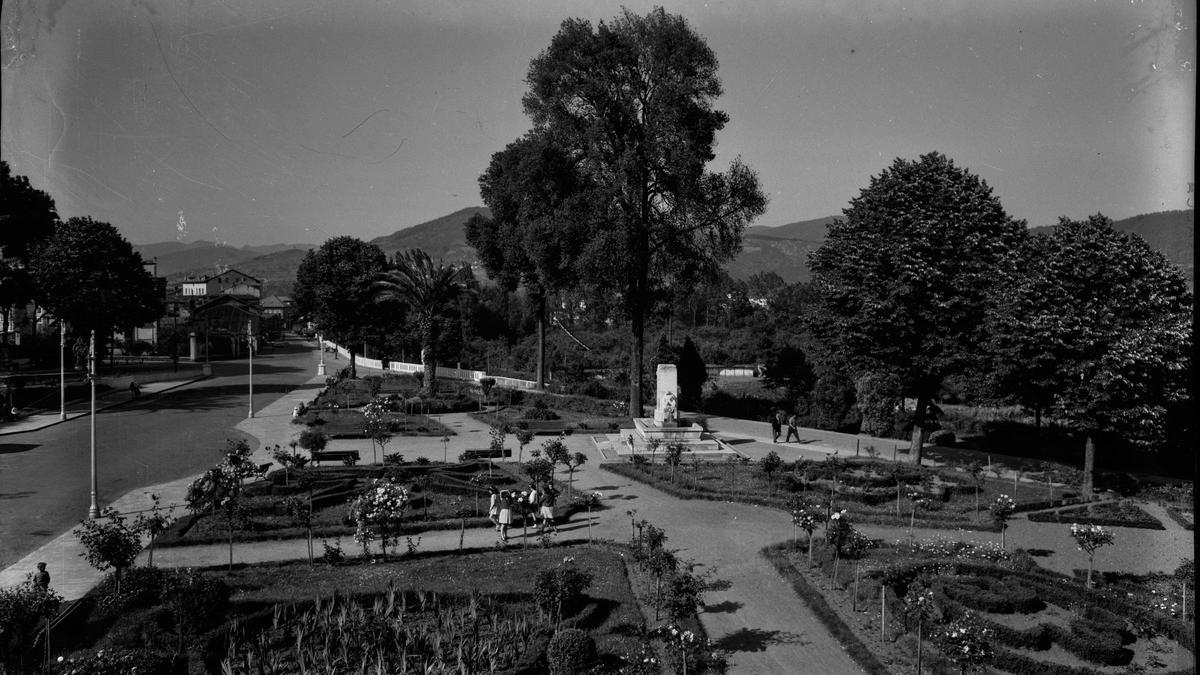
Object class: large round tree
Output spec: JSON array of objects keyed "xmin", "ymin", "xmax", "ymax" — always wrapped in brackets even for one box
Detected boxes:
[
  {"xmin": 988, "ymin": 215, "xmax": 1192, "ymax": 496},
  {"xmin": 520, "ymin": 7, "xmax": 767, "ymax": 414},
  {"xmin": 809, "ymin": 152, "xmax": 1026, "ymax": 464},
  {"xmin": 293, "ymin": 236, "xmax": 388, "ymax": 378},
  {"xmin": 30, "ymin": 217, "xmax": 162, "ymax": 353}
]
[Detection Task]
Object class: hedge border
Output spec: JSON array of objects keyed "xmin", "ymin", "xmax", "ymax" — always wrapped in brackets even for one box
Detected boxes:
[
  {"xmin": 760, "ymin": 543, "xmax": 892, "ymax": 675},
  {"xmin": 601, "ymin": 463, "xmax": 999, "ymax": 532},
  {"xmin": 1027, "ymin": 504, "xmax": 1165, "ymax": 531},
  {"xmin": 1164, "ymin": 506, "xmax": 1195, "ymax": 531}
]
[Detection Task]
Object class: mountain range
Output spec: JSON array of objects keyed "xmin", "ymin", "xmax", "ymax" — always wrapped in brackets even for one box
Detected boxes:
[{"xmin": 140, "ymin": 208, "xmax": 1194, "ymax": 296}]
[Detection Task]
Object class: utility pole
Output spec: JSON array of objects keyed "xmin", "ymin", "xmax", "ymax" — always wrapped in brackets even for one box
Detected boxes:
[
  {"xmin": 59, "ymin": 323, "xmax": 66, "ymax": 421},
  {"xmin": 247, "ymin": 319, "xmax": 254, "ymax": 419},
  {"xmin": 88, "ymin": 329, "xmax": 98, "ymax": 519}
]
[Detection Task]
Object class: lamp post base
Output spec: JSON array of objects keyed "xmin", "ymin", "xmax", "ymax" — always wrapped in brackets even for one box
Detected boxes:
[{"xmin": 318, "ymin": 362, "xmax": 326, "ymax": 376}]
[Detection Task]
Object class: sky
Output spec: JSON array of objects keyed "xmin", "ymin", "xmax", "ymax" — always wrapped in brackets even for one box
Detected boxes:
[{"xmin": 1, "ymin": 0, "xmax": 1194, "ymax": 247}]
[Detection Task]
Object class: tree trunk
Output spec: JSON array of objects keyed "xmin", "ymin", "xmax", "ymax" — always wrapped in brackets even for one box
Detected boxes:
[
  {"xmin": 1082, "ymin": 433, "xmax": 1096, "ymax": 499},
  {"xmin": 629, "ymin": 310, "xmax": 644, "ymax": 416},
  {"xmin": 536, "ymin": 295, "xmax": 546, "ymax": 389},
  {"xmin": 807, "ymin": 531, "xmax": 814, "ymax": 565},
  {"xmin": 421, "ymin": 344, "xmax": 436, "ymax": 395},
  {"xmin": 348, "ymin": 347, "xmax": 358, "ymax": 379}
]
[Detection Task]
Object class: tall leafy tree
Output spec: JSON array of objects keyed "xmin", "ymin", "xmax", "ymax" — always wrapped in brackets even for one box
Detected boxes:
[
  {"xmin": 988, "ymin": 215, "xmax": 1192, "ymax": 496},
  {"xmin": 468, "ymin": 132, "xmax": 590, "ymax": 388},
  {"xmin": 1, "ymin": 162, "xmax": 59, "ymax": 357},
  {"xmin": 293, "ymin": 236, "xmax": 387, "ymax": 378},
  {"xmin": 762, "ymin": 344, "xmax": 816, "ymax": 407},
  {"xmin": 373, "ymin": 248, "xmax": 471, "ymax": 393},
  {"xmin": 809, "ymin": 152, "xmax": 1026, "ymax": 464},
  {"xmin": 522, "ymin": 7, "xmax": 767, "ymax": 413},
  {"xmin": 30, "ymin": 217, "xmax": 162, "ymax": 351}
]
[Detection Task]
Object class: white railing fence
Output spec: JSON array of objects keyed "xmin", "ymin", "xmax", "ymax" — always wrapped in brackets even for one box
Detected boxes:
[{"xmin": 324, "ymin": 340, "xmax": 538, "ymax": 390}]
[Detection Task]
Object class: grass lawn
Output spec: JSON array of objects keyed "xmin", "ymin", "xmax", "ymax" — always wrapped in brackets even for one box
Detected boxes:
[
  {"xmin": 605, "ymin": 456, "xmax": 1082, "ymax": 531},
  {"xmin": 51, "ymin": 544, "xmax": 650, "ymax": 675},
  {"xmin": 763, "ymin": 535, "xmax": 1196, "ymax": 675}
]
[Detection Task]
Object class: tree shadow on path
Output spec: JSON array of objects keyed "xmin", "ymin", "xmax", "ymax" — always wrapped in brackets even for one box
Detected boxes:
[{"xmin": 711, "ymin": 627, "xmax": 809, "ymax": 653}]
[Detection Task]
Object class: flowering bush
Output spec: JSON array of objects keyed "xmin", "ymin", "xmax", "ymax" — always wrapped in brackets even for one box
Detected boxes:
[
  {"xmin": 534, "ymin": 557, "xmax": 593, "ymax": 624},
  {"xmin": 939, "ymin": 614, "xmax": 994, "ymax": 673},
  {"xmin": 348, "ymin": 478, "xmax": 410, "ymax": 558},
  {"xmin": 74, "ymin": 508, "xmax": 144, "ymax": 595},
  {"xmin": 1069, "ymin": 522, "xmax": 1115, "ymax": 588},
  {"xmin": 905, "ymin": 536, "xmax": 1011, "ymax": 563},
  {"xmin": 660, "ymin": 624, "xmax": 727, "ymax": 674}
]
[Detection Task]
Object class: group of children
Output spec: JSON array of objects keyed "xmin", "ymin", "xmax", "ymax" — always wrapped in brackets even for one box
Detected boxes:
[{"xmin": 487, "ymin": 482, "xmax": 561, "ymax": 543}]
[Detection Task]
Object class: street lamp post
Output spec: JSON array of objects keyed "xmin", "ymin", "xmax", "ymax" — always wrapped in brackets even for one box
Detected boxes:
[
  {"xmin": 88, "ymin": 329, "xmax": 98, "ymax": 519},
  {"xmin": 247, "ymin": 319, "xmax": 254, "ymax": 419},
  {"xmin": 59, "ymin": 323, "xmax": 66, "ymax": 421},
  {"xmin": 317, "ymin": 333, "xmax": 326, "ymax": 376}
]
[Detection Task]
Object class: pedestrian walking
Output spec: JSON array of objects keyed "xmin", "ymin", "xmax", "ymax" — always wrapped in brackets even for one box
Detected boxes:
[
  {"xmin": 487, "ymin": 486, "xmax": 500, "ymax": 531},
  {"xmin": 785, "ymin": 412, "xmax": 801, "ymax": 443},
  {"xmin": 770, "ymin": 410, "xmax": 783, "ymax": 443},
  {"xmin": 33, "ymin": 562, "xmax": 50, "ymax": 590},
  {"xmin": 497, "ymin": 491, "xmax": 513, "ymax": 543}
]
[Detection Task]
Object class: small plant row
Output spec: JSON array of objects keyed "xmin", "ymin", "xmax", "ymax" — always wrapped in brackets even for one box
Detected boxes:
[{"xmin": 220, "ymin": 587, "xmax": 543, "ymax": 674}]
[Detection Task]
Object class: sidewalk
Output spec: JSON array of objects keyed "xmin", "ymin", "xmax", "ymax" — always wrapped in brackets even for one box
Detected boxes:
[{"xmin": 0, "ymin": 376, "xmax": 206, "ymax": 436}]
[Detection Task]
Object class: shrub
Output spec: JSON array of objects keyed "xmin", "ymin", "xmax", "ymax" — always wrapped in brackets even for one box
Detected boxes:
[
  {"xmin": 298, "ymin": 428, "xmax": 329, "ymax": 452},
  {"xmin": 546, "ymin": 628, "xmax": 596, "ymax": 675},
  {"xmin": 95, "ymin": 565, "xmax": 168, "ymax": 615},
  {"xmin": 534, "ymin": 558, "xmax": 594, "ymax": 622},
  {"xmin": 523, "ymin": 400, "xmax": 560, "ymax": 420},
  {"xmin": 383, "ymin": 453, "xmax": 405, "ymax": 465},
  {"xmin": 163, "ymin": 569, "xmax": 230, "ymax": 639},
  {"xmin": 322, "ymin": 540, "xmax": 345, "ymax": 565}
]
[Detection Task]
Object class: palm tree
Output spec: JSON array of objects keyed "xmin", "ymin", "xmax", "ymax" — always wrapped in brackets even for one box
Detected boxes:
[{"xmin": 374, "ymin": 249, "xmax": 470, "ymax": 394}]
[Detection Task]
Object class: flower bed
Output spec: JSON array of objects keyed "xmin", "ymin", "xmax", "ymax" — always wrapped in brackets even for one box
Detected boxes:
[
  {"xmin": 1028, "ymin": 500, "xmax": 1166, "ymax": 530},
  {"xmin": 156, "ymin": 462, "xmax": 554, "ymax": 546},
  {"xmin": 47, "ymin": 544, "xmax": 649, "ymax": 674},
  {"xmin": 763, "ymin": 532, "xmax": 1196, "ymax": 675},
  {"xmin": 602, "ymin": 457, "xmax": 1068, "ymax": 531}
]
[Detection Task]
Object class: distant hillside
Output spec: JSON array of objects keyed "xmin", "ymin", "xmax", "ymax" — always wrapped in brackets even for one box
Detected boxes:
[
  {"xmin": 141, "ymin": 207, "xmax": 1192, "ymax": 300},
  {"xmin": 369, "ymin": 207, "xmax": 490, "ymax": 262},
  {"xmin": 730, "ymin": 216, "xmax": 839, "ymax": 282},
  {"xmin": 135, "ymin": 241, "xmax": 311, "ymax": 276},
  {"xmin": 164, "ymin": 248, "xmax": 311, "ymax": 297}
]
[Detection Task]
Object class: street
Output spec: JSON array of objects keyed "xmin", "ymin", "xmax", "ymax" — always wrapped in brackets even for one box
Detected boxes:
[{"xmin": 0, "ymin": 339, "xmax": 318, "ymax": 568}]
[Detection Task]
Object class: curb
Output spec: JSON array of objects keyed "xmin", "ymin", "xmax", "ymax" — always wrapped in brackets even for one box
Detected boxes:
[{"xmin": 0, "ymin": 376, "xmax": 209, "ymax": 436}]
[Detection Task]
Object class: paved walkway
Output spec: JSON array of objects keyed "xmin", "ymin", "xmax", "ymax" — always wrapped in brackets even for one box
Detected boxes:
[{"xmin": 3, "ymin": 359, "xmax": 1191, "ymax": 674}]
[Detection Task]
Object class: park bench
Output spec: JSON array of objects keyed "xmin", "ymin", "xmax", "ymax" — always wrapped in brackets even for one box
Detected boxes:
[{"xmin": 310, "ymin": 450, "xmax": 359, "ymax": 465}]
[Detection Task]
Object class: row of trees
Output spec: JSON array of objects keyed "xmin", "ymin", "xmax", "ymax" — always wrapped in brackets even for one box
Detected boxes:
[
  {"xmin": 805, "ymin": 153, "xmax": 1192, "ymax": 491},
  {"xmin": 1, "ymin": 161, "xmax": 163, "ymax": 363}
]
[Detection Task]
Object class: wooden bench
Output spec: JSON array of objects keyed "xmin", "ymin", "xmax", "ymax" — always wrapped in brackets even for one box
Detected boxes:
[{"xmin": 311, "ymin": 450, "xmax": 359, "ymax": 465}]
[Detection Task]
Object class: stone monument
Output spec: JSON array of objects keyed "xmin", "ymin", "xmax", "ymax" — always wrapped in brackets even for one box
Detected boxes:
[{"xmin": 653, "ymin": 364, "xmax": 679, "ymax": 426}]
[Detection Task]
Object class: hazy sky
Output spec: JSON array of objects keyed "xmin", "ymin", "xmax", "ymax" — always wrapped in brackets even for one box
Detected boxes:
[{"xmin": 2, "ymin": 0, "xmax": 1194, "ymax": 246}]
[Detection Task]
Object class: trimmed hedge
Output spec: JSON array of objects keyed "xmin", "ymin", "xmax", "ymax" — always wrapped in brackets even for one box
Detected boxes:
[{"xmin": 1027, "ymin": 503, "xmax": 1165, "ymax": 530}]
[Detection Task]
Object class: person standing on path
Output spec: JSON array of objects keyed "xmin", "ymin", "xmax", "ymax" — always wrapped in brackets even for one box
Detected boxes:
[
  {"xmin": 770, "ymin": 410, "xmax": 783, "ymax": 443},
  {"xmin": 497, "ymin": 491, "xmax": 513, "ymax": 543},
  {"xmin": 785, "ymin": 412, "xmax": 800, "ymax": 443},
  {"xmin": 33, "ymin": 562, "xmax": 50, "ymax": 589},
  {"xmin": 539, "ymin": 484, "xmax": 559, "ymax": 534},
  {"xmin": 487, "ymin": 486, "xmax": 500, "ymax": 531}
]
